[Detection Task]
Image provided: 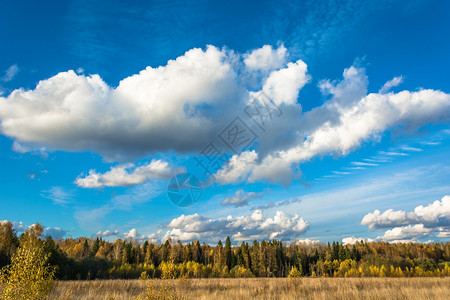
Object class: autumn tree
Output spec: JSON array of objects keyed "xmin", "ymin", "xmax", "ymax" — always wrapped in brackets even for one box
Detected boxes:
[{"xmin": 0, "ymin": 223, "xmax": 55, "ymax": 299}]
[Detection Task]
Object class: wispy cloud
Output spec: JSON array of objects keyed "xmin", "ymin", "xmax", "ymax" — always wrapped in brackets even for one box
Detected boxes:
[
  {"xmin": 41, "ymin": 186, "xmax": 75, "ymax": 206},
  {"xmin": 221, "ymin": 189, "xmax": 263, "ymax": 208},
  {"xmin": 271, "ymin": 0, "xmax": 404, "ymax": 59},
  {"xmin": 322, "ymin": 175, "xmax": 340, "ymax": 178},
  {"xmin": 332, "ymin": 171, "xmax": 351, "ymax": 175},
  {"xmin": 346, "ymin": 166, "xmax": 366, "ymax": 170},
  {"xmin": 400, "ymin": 146, "xmax": 422, "ymax": 152},
  {"xmin": 364, "ymin": 157, "xmax": 392, "ymax": 163},
  {"xmin": 378, "ymin": 151, "xmax": 409, "ymax": 157},
  {"xmin": 251, "ymin": 196, "xmax": 302, "ymax": 211},
  {"xmin": 420, "ymin": 141, "xmax": 441, "ymax": 146},
  {"xmin": 379, "ymin": 76, "xmax": 403, "ymax": 94},
  {"xmin": 351, "ymin": 161, "xmax": 378, "ymax": 166},
  {"xmin": 320, "ymin": 141, "xmax": 430, "ymax": 182},
  {"xmin": 26, "ymin": 170, "xmax": 48, "ymax": 181},
  {"xmin": 75, "ymin": 181, "xmax": 164, "ymax": 230},
  {"xmin": 1, "ymin": 64, "xmax": 19, "ymax": 82}
]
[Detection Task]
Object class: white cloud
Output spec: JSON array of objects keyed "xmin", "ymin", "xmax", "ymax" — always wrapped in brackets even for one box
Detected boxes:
[
  {"xmin": 221, "ymin": 189, "xmax": 263, "ymax": 207},
  {"xmin": 0, "ymin": 46, "xmax": 244, "ymax": 160},
  {"xmin": 123, "ymin": 228, "xmax": 137, "ymax": 239},
  {"xmin": 275, "ymin": 89, "xmax": 449, "ymax": 176},
  {"xmin": 378, "ymin": 151, "xmax": 408, "ymax": 157},
  {"xmin": 163, "ymin": 210, "xmax": 309, "ymax": 242},
  {"xmin": 96, "ymin": 228, "xmax": 160, "ymax": 243},
  {"xmin": 96, "ymin": 229, "xmax": 119, "ymax": 237},
  {"xmin": 318, "ymin": 66, "xmax": 368, "ymax": 106},
  {"xmin": 215, "ymin": 67, "xmax": 450, "ymax": 184},
  {"xmin": 295, "ymin": 239, "xmax": 320, "ymax": 245},
  {"xmin": 361, "ymin": 195, "xmax": 450, "ymax": 230},
  {"xmin": 413, "ymin": 195, "xmax": 450, "ymax": 226},
  {"xmin": 262, "ymin": 59, "xmax": 310, "ymax": 105},
  {"xmin": 1, "ymin": 64, "xmax": 19, "ymax": 82},
  {"xmin": 351, "ymin": 161, "xmax": 378, "ymax": 166},
  {"xmin": 436, "ymin": 229, "xmax": 450, "ymax": 238},
  {"xmin": 360, "ymin": 195, "xmax": 450, "ymax": 242},
  {"xmin": 244, "ymin": 45, "xmax": 287, "ymax": 72},
  {"xmin": 342, "ymin": 236, "xmax": 374, "ymax": 245},
  {"xmin": 13, "ymin": 141, "xmax": 31, "ymax": 153},
  {"xmin": 377, "ymin": 224, "xmax": 432, "ymax": 241},
  {"xmin": 215, "ymin": 150, "xmax": 258, "ymax": 184},
  {"xmin": 1, "ymin": 47, "xmax": 449, "ymax": 187},
  {"xmin": 379, "ymin": 76, "xmax": 403, "ymax": 94},
  {"xmin": 145, "ymin": 232, "xmax": 161, "ymax": 244},
  {"xmin": 0, "ymin": 45, "xmax": 309, "ymax": 162},
  {"xmin": 361, "ymin": 209, "xmax": 410, "ymax": 230},
  {"xmin": 75, "ymin": 159, "xmax": 183, "ymax": 188},
  {"xmin": 400, "ymin": 145, "xmax": 422, "ymax": 152},
  {"xmin": 332, "ymin": 171, "xmax": 350, "ymax": 175},
  {"xmin": 11, "ymin": 141, "xmax": 49, "ymax": 159}
]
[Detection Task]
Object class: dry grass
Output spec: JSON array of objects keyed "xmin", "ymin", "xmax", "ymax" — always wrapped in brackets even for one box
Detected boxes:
[{"xmin": 48, "ymin": 277, "xmax": 450, "ymax": 300}]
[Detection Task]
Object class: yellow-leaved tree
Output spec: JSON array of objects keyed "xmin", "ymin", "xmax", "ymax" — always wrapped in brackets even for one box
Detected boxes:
[
  {"xmin": 288, "ymin": 266, "xmax": 302, "ymax": 278},
  {"xmin": 0, "ymin": 223, "xmax": 55, "ymax": 300}
]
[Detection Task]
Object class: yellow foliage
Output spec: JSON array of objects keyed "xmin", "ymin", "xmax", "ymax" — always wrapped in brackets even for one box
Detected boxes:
[
  {"xmin": 288, "ymin": 266, "xmax": 302, "ymax": 278},
  {"xmin": 159, "ymin": 261, "xmax": 178, "ymax": 279},
  {"xmin": 0, "ymin": 224, "xmax": 55, "ymax": 300}
]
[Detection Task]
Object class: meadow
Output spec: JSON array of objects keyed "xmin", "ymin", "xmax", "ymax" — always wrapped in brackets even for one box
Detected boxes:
[
  {"xmin": 48, "ymin": 277, "xmax": 450, "ymax": 300},
  {"xmin": 2, "ymin": 224, "xmax": 449, "ymax": 299}
]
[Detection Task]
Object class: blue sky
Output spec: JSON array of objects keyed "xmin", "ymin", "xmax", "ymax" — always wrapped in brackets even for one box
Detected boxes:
[{"xmin": 1, "ymin": 0, "xmax": 449, "ymax": 244}]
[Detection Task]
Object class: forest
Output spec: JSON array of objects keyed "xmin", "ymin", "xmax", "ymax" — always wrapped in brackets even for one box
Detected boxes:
[{"xmin": 1, "ymin": 221, "xmax": 449, "ymax": 280}]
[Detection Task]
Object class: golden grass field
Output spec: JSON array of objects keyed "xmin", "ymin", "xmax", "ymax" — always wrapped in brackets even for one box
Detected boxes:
[{"xmin": 48, "ymin": 277, "xmax": 450, "ymax": 299}]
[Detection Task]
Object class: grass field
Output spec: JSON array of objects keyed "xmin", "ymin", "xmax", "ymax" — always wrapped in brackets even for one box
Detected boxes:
[{"xmin": 48, "ymin": 277, "xmax": 450, "ymax": 299}]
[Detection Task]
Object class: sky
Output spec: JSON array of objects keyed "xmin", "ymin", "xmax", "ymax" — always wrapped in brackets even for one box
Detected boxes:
[{"xmin": 0, "ymin": 0, "xmax": 449, "ymax": 244}]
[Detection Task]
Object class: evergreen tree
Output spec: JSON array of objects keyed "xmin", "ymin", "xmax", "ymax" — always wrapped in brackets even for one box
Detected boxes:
[
  {"xmin": 225, "ymin": 236, "xmax": 233, "ymax": 270},
  {"xmin": 91, "ymin": 238, "xmax": 100, "ymax": 257},
  {"xmin": 0, "ymin": 221, "xmax": 18, "ymax": 268},
  {"xmin": 82, "ymin": 239, "xmax": 90, "ymax": 257}
]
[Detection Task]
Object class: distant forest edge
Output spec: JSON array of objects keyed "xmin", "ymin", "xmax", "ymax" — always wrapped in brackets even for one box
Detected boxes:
[{"xmin": 1, "ymin": 222, "xmax": 449, "ymax": 280}]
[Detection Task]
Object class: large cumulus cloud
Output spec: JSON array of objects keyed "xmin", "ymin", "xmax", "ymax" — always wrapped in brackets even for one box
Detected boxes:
[
  {"xmin": 215, "ymin": 67, "xmax": 450, "ymax": 185},
  {"xmin": 0, "ymin": 45, "xmax": 306, "ymax": 163}
]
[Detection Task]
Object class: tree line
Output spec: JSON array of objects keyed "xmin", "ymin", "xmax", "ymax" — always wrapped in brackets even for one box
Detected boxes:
[{"xmin": 1, "ymin": 221, "xmax": 450, "ymax": 280}]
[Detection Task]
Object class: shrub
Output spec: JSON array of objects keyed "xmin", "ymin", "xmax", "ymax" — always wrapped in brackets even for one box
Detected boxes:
[{"xmin": 288, "ymin": 266, "xmax": 302, "ymax": 278}]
